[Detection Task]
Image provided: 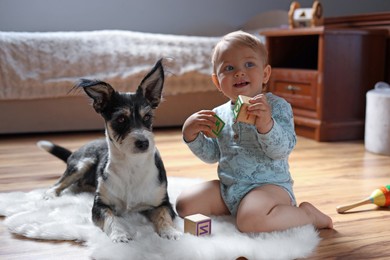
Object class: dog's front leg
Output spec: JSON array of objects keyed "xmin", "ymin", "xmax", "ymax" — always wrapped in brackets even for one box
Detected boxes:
[
  {"xmin": 92, "ymin": 196, "xmax": 136, "ymax": 243},
  {"xmin": 147, "ymin": 206, "xmax": 182, "ymax": 240}
]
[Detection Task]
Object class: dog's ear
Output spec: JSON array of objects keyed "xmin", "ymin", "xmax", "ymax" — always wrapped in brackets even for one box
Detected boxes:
[
  {"xmin": 76, "ymin": 79, "xmax": 115, "ymax": 113},
  {"xmin": 137, "ymin": 59, "xmax": 164, "ymax": 109}
]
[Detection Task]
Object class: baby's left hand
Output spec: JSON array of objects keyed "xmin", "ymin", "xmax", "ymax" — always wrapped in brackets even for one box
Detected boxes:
[{"xmin": 247, "ymin": 94, "xmax": 274, "ymax": 134}]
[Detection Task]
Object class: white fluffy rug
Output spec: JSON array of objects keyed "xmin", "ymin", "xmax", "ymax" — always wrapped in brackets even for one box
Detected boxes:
[{"xmin": 0, "ymin": 177, "xmax": 320, "ymax": 260}]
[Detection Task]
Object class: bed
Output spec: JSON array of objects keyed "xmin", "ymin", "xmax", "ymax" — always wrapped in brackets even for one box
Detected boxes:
[{"xmin": 0, "ymin": 30, "xmax": 228, "ymax": 134}]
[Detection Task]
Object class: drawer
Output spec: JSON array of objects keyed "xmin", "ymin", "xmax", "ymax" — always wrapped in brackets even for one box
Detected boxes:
[{"xmin": 268, "ymin": 68, "xmax": 318, "ymax": 110}]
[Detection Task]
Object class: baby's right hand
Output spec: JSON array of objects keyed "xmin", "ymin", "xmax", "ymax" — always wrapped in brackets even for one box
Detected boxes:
[{"xmin": 182, "ymin": 110, "xmax": 217, "ymax": 142}]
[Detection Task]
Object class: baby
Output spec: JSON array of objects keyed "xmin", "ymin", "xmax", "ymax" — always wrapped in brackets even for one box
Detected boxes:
[{"xmin": 176, "ymin": 31, "xmax": 333, "ymax": 233}]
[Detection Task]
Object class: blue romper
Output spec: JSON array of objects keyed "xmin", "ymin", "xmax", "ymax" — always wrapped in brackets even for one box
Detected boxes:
[{"xmin": 186, "ymin": 93, "xmax": 297, "ymax": 216}]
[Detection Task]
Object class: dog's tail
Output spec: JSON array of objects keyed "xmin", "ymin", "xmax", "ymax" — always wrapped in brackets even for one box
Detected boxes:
[{"xmin": 37, "ymin": 140, "xmax": 72, "ymax": 162}]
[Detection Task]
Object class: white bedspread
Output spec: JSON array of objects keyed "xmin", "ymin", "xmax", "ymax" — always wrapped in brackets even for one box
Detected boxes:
[{"xmin": 0, "ymin": 30, "xmax": 220, "ymax": 100}]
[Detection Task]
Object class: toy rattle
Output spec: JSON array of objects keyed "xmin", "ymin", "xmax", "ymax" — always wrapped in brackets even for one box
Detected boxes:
[{"xmin": 336, "ymin": 185, "xmax": 390, "ymax": 213}]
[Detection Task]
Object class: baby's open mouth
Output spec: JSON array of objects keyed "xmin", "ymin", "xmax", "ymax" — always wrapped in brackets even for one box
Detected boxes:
[{"xmin": 233, "ymin": 81, "xmax": 249, "ymax": 88}]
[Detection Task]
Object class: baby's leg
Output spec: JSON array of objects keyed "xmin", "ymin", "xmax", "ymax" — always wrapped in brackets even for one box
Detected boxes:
[
  {"xmin": 176, "ymin": 180, "xmax": 230, "ymax": 218},
  {"xmin": 236, "ymin": 184, "xmax": 333, "ymax": 233}
]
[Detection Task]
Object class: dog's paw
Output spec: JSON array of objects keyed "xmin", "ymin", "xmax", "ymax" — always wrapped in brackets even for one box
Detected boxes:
[
  {"xmin": 111, "ymin": 234, "xmax": 131, "ymax": 243},
  {"xmin": 110, "ymin": 231, "xmax": 136, "ymax": 243},
  {"xmin": 43, "ymin": 188, "xmax": 58, "ymax": 200},
  {"xmin": 159, "ymin": 226, "xmax": 183, "ymax": 240}
]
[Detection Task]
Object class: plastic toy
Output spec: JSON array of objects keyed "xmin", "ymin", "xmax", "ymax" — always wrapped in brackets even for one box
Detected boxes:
[{"xmin": 336, "ymin": 185, "xmax": 390, "ymax": 213}]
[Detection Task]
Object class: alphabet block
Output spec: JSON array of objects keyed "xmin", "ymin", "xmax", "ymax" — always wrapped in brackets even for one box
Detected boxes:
[
  {"xmin": 233, "ymin": 95, "xmax": 256, "ymax": 125},
  {"xmin": 184, "ymin": 214, "xmax": 212, "ymax": 236},
  {"xmin": 212, "ymin": 114, "xmax": 225, "ymax": 136}
]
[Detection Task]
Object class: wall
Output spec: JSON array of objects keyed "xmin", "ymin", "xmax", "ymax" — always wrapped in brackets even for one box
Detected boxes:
[{"xmin": 0, "ymin": 0, "xmax": 390, "ymax": 36}]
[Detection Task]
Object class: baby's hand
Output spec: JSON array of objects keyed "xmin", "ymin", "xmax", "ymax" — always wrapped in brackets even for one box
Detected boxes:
[
  {"xmin": 182, "ymin": 110, "xmax": 217, "ymax": 142},
  {"xmin": 247, "ymin": 94, "xmax": 274, "ymax": 134}
]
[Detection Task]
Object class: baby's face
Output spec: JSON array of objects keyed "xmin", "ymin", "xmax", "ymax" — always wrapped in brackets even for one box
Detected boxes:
[{"xmin": 213, "ymin": 43, "xmax": 269, "ymax": 101}]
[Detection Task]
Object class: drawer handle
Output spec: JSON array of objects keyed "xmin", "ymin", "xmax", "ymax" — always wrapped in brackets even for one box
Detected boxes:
[{"xmin": 286, "ymin": 85, "xmax": 301, "ymax": 92}]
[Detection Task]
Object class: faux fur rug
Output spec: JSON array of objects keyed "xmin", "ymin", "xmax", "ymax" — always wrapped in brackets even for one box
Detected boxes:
[{"xmin": 0, "ymin": 177, "xmax": 320, "ymax": 260}]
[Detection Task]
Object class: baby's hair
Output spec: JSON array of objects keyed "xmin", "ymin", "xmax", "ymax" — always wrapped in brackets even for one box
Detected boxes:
[
  {"xmin": 211, "ymin": 30, "xmax": 268, "ymax": 75},
  {"xmin": 211, "ymin": 30, "xmax": 270, "ymax": 92}
]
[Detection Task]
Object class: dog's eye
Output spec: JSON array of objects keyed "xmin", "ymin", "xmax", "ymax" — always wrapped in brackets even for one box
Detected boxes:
[
  {"xmin": 143, "ymin": 115, "xmax": 151, "ymax": 122},
  {"xmin": 117, "ymin": 116, "xmax": 126, "ymax": 123}
]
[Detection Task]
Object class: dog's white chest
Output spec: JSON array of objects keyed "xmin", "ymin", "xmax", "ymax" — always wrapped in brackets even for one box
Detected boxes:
[{"xmin": 103, "ymin": 155, "xmax": 166, "ymax": 213}]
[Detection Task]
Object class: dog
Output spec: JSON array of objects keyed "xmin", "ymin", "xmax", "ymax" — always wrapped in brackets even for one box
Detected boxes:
[{"xmin": 37, "ymin": 59, "xmax": 181, "ymax": 242}]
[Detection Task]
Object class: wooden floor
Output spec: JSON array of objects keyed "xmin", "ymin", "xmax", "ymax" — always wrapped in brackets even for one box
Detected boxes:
[{"xmin": 1, "ymin": 128, "xmax": 390, "ymax": 259}]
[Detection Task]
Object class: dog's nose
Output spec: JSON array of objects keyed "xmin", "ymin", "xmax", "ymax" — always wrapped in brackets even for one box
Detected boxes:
[{"xmin": 135, "ymin": 139, "xmax": 149, "ymax": 151}]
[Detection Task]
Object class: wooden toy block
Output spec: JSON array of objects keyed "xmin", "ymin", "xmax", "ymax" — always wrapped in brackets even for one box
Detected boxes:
[
  {"xmin": 184, "ymin": 213, "xmax": 212, "ymax": 236},
  {"xmin": 212, "ymin": 114, "xmax": 225, "ymax": 136},
  {"xmin": 233, "ymin": 95, "xmax": 256, "ymax": 125},
  {"xmin": 288, "ymin": 1, "xmax": 323, "ymax": 29}
]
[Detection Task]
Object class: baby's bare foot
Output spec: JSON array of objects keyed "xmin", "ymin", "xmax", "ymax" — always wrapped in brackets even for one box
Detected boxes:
[{"xmin": 299, "ymin": 202, "xmax": 333, "ymax": 229}]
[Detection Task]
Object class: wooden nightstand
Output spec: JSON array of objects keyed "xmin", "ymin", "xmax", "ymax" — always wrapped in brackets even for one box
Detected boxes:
[{"xmin": 260, "ymin": 27, "xmax": 387, "ymax": 141}]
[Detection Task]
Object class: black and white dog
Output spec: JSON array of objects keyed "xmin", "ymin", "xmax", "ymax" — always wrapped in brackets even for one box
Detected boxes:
[{"xmin": 38, "ymin": 59, "xmax": 181, "ymax": 242}]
